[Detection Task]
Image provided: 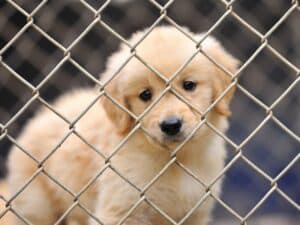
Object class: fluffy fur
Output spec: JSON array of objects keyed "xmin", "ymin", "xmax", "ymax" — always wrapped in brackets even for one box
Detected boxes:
[
  {"xmin": 6, "ymin": 26, "xmax": 238, "ymax": 225},
  {"xmin": 0, "ymin": 182, "xmax": 14, "ymax": 225}
]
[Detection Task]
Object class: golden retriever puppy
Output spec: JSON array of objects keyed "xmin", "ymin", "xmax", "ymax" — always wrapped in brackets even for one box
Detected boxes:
[{"xmin": 7, "ymin": 26, "xmax": 238, "ymax": 225}]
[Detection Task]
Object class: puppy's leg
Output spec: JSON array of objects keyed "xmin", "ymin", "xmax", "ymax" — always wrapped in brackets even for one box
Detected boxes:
[
  {"xmin": 65, "ymin": 219, "xmax": 82, "ymax": 225},
  {"xmin": 88, "ymin": 180, "xmax": 152, "ymax": 225},
  {"xmin": 64, "ymin": 208, "xmax": 90, "ymax": 225},
  {"xmin": 182, "ymin": 205, "xmax": 212, "ymax": 225},
  {"xmin": 183, "ymin": 214, "xmax": 210, "ymax": 225},
  {"xmin": 88, "ymin": 216, "xmax": 153, "ymax": 225},
  {"xmin": 89, "ymin": 195, "xmax": 160, "ymax": 225},
  {"xmin": 10, "ymin": 176, "xmax": 58, "ymax": 225}
]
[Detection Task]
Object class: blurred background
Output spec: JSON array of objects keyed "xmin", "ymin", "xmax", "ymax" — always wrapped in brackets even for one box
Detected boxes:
[{"xmin": 0, "ymin": 0, "xmax": 299, "ymax": 224}]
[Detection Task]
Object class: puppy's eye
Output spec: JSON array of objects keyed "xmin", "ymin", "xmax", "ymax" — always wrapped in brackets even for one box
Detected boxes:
[
  {"xmin": 139, "ymin": 89, "xmax": 152, "ymax": 102},
  {"xmin": 183, "ymin": 81, "xmax": 197, "ymax": 91}
]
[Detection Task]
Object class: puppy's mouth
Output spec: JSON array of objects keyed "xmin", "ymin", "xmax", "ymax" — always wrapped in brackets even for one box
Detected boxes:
[{"xmin": 162, "ymin": 132, "xmax": 186, "ymax": 144}]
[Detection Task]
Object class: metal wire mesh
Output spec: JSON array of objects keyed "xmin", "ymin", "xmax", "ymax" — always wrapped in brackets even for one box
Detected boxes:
[{"xmin": 0, "ymin": 0, "xmax": 299, "ymax": 224}]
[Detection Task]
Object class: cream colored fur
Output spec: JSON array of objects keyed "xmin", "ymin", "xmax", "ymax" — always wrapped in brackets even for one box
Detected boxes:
[
  {"xmin": 5, "ymin": 26, "xmax": 238, "ymax": 225},
  {"xmin": 0, "ymin": 181, "xmax": 14, "ymax": 225}
]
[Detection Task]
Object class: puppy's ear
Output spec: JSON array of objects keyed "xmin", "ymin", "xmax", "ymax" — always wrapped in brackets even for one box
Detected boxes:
[
  {"xmin": 101, "ymin": 78, "xmax": 133, "ymax": 135},
  {"xmin": 202, "ymin": 37, "xmax": 239, "ymax": 116}
]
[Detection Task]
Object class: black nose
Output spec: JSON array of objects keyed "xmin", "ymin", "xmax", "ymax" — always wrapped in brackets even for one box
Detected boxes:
[{"xmin": 160, "ymin": 117, "xmax": 182, "ymax": 136}]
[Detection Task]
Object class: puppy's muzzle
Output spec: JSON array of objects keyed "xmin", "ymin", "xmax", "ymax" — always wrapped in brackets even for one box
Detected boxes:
[{"xmin": 160, "ymin": 116, "xmax": 182, "ymax": 136}]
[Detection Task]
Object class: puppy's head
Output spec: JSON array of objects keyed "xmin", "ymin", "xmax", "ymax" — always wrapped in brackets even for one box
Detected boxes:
[{"xmin": 101, "ymin": 26, "xmax": 239, "ymax": 147}]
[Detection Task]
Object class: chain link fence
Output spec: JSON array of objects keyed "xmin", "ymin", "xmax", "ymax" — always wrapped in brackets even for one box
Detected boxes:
[{"xmin": 0, "ymin": 0, "xmax": 299, "ymax": 224}]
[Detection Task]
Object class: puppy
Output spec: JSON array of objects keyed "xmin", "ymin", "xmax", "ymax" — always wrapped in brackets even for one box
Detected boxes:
[{"xmin": 6, "ymin": 26, "xmax": 238, "ymax": 225}]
